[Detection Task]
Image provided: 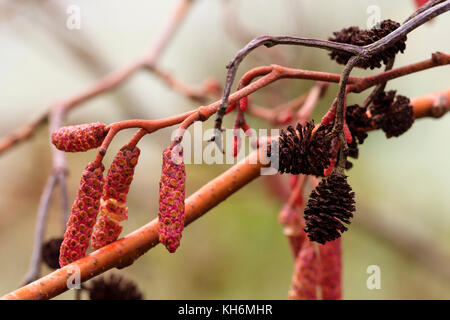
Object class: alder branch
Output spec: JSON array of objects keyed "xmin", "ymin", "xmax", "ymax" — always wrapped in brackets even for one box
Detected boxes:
[
  {"xmin": 2, "ymin": 87, "xmax": 449, "ymax": 299},
  {"xmin": 220, "ymin": 0, "xmax": 289, "ymax": 65}
]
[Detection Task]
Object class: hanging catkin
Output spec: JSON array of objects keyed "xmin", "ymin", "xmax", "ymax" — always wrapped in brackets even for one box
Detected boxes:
[
  {"xmin": 91, "ymin": 145, "xmax": 140, "ymax": 249},
  {"xmin": 157, "ymin": 146, "xmax": 186, "ymax": 253},
  {"xmin": 59, "ymin": 162, "xmax": 104, "ymax": 267}
]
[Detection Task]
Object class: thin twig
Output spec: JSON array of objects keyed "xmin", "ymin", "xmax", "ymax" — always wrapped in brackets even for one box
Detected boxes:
[{"xmin": 20, "ymin": 174, "xmax": 58, "ymax": 286}]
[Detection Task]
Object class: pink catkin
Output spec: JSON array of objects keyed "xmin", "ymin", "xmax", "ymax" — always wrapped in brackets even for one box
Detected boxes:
[
  {"xmin": 319, "ymin": 238, "xmax": 342, "ymax": 300},
  {"xmin": 158, "ymin": 146, "xmax": 186, "ymax": 253},
  {"xmin": 91, "ymin": 145, "xmax": 140, "ymax": 250},
  {"xmin": 52, "ymin": 122, "xmax": 107, "ymax": 152},
  {"xmin": 288, "ymin": 239, "xmax": 319, "ymax": 300},
  {"xmin": 59, "ymin": 162, "xmax": 104, "ymax": 267}
]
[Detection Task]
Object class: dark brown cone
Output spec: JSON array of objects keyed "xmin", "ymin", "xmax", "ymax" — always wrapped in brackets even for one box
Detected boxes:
[
  {"xmin": 370, "ymin": 91, "xmax": 414, "ymax": 138},
  {"xmin": 274, "ymin": 121, "xmax": 332, "ymax": 176},
  {"xmin": 42, "ymin": 237, "xmax": 63, "ymax": 269},
  {"xmin": 304, "ymin": 173, "xmax": 355, "ymax": 244},
  {"xmin": 380, "ymin": 95, "xmax": 414, "ymax": 137},
  {"xmin": 370, "ymin": 90, "xmax": 396, "ymax": 123},
  {"xmin": 88, "ymin": 274, "xmax": 143, "ymax": 300},
  {"xmin": 329, "ymin": 19, "xmax": 406, "ymax": 69},
  {"xmin": 346, "ymin": 104, "xmax": 370, "ymax": 144}
]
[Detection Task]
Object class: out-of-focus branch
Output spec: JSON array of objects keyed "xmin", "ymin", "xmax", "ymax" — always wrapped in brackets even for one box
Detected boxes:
[
  {"xmin": 247, "ymin": 81, "xmax": 328, "ymax": 126},
  {"xmin": 356, "ymin": 205, "xmax": 450, "ymax": 281},
  {"xmin": 23, "ymin": 0, "xmax": 150, "ymax": 118},
  {"xmin": 145, "ymin": 65, "xmax": 221, "ymax": 103},
  {"xmin": 20, "ymin": 173, "xmax": 58, "ymax": 286},
  {"xmin": 221, "ymin": 0, "xmax": 288, "ymax": 65},
  {"xmin": 0, "ymin": 0, "xmax": 194, "ymax": 156}
]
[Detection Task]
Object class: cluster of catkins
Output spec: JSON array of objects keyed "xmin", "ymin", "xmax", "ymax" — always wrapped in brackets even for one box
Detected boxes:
[
  {"xmin": 53, "ymin": 123, "xmax": 141, "ymax": 267},
  {"xmin": 52, "ymin": 122, "xmax": 186, "ymax": 268}
]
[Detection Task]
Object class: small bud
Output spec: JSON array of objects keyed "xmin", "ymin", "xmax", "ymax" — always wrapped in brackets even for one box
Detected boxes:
[
  {"xmin": 158, "ymin": 146, "xmax": 186, "ymax": 253},
  {"xmin": 91, "ymin": 146, "xmax": 140, "ymax": 250},
  {"xmin": 59, "ymin": 162, "xmax": 104, "ymax": 267},
  {"xmin": 52, "ymin": 122, "xmax": 107, "ymax": 152}
]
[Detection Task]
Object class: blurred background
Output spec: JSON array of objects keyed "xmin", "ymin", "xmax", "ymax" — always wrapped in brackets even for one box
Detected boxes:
[{"xmin": 0, "ymin": 0, "xmax": 449, "ymax": 299}]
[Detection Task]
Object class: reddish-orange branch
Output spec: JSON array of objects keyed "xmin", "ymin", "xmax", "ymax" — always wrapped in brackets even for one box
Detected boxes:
[
  {"xmin": 411, "ymin": 87, "xmax": 450, "ymax": 118},
  {"xmin": 1, "ymin": 149, "xmax": 267, "ymax": 300},
  {"xmin": 349, "ymin": 52, "xmax": 450, "ymax": 93}
]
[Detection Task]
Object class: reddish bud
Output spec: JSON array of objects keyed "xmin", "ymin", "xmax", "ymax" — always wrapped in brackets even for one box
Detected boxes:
[
  {"xmin": 232, "ymin": 134, "xmax": 240, "ymax": 158},
  {"xmin": 414, "ymin": 0, "xmax": 429, "ymax": 9},
  {"xmin": 158, "ymin": 146, "xmax": 186, "ymax": 253},
  {"xmin": 225, "ymin": 101, "xmax": 237, "ymax": 114},
  {"xmin": 277, "ymin": 111, "xmax": 293, "ymax": 124},
  {"xmin": 59, "ymin": 162, "xmax": 104, "ymax": 267},
  {"xmin": 239, "ymin": 96, "xmax": 249, "ymax": 111},
  {"xmin": 52, "ymin": 122, "xmax": 107, "ymax": 152},
  {"xmin": 344, "ymin": 122, "xmax": 353, "ymax": 144},
  {"xmin": 323, "ymin": 158, "xmax": 336, "ymax": 177},
  {"xmin": 321, "ymin": 100, "xmax": 337, "ymax": 125}
]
